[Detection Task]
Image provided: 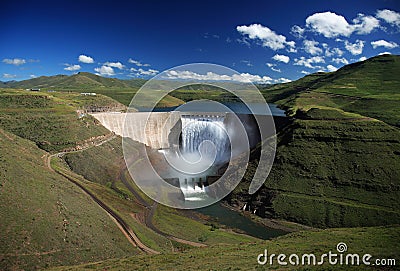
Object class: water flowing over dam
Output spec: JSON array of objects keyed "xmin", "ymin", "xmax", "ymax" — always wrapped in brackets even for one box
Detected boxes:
[
  {"xmin": 91, "ymin": 110, "xmax": 280, "ymax": 204},
  {"xmin": 180, "ymin": 115, "xmax": 229, "ymax": 163}
]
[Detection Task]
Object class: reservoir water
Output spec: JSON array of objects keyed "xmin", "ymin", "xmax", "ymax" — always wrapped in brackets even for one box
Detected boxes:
[{"xmin": 137, "ymin": 102, "xmax": 286, "ymax": 116}]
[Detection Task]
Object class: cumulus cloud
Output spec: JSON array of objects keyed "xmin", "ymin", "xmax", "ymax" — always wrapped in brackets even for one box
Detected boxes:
[
  {"xmin": 294, "ymin": 56, "xmax": 325, "ymax": 69},
  {"xmin": 104, "ymin": 61, "xmax": 125, "ymax": 69},
  {"xmin": 352, "ymin": 13, "xmax": 380, "ymax": 34},
  {"xmin": 137, "ymin": 68, "xmax": 159, "ymax": 76},
  {"xmin": 324, "ymin": 46, "xmax": 344, "ymax": 57},
  {"xmin": 272, "ymin": 54, "xmax": 290, "ymax": 63},
  {"xmin": 236, "ymin": 24, "xmax": 296, "ymax": 51},
  {"xmin": 359, "ymin": 56, "xmax": 367, "ymax": 61},
  {"xmin": 371, "ymin": 39, "xmax": 398, "ymax": 49},
  {"xmin": 305, "ymin": 11, "xmax": 380, "ymax": 38},
  {"xmin": 276, "ymin": 78, "xmax": 292, "ymax": 83},
  {"xmin": 2, "ymin": 58, "xmax": 26, "ymax": 66},
  {"xmin": 303, "ymin": 40, "xmax": 323, "ymax": 55},
  {"xmin": 30, "ymin": 74, "xmax": 37, "ymax": 78},
  {"xmin": 332, "ymin": 57, "xmax": 349, "ymax": 65},
  {"xmin": 301, "ymin": 70, "xmax": 310, "ymax": 75},
  {"xmin": 306, "ymin": 12, "xmax": 354, "ymax": 38},
  {"xmin": 64, "ymin": 64, "xmax": 81, "ymax": 71},
  {"xmin": 344, "ymin": 40, "xmax": 365, "ymax": 55},
  {"xmin": 79, "ymin": 54, "xmax": 94, "ymax": 63},
  {"xmin": 376, "ymin": 9, "xmax": 400, "ymax": 28},
  {"xmin": 128, "ymin": 58, "xmax": 150, "ymax": 67},
  {"xmin": 164, "ymin": 70, "xmax": 275, "ymax": 84},
  {"xmin": 327, "ymin": 64, "xmax": 338, "ymax": 72},
  {"xmin": 2, "ymin": 73, "xmax": 17, "ymax": 79},
  {"xmin": 291, "ymin": 25, "xmax": 305, "ymax": 38},
  {"xmin": 378, "ymin": 52, "xmax": 391, "ymax": 55},
  {"xmin": 94, "ymin": 65, "xmax": 115, "ymax": 76}
]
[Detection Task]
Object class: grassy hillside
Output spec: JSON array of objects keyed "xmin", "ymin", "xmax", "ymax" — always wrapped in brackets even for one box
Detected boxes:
[
  {"xmin": 0, "ymin": 73, "xmax": 184, "ymax": 107},
  {"xmin": 47, "ymin": 225, "xmax": 400, "ymax": 270},
  {"xmin": 262, "ymin": 54, "xmax": 400, "ymax": 127},
  {"xmin": 0, "ymin": 129, "xmax": 139, "ymax": 271},
  {"xmin": 0, "ymin": 88, "xmax": 129, "ymax": 152},
  {"xmin": 228, "ymin": 55, "xmax": 400, "ymax": 228}
]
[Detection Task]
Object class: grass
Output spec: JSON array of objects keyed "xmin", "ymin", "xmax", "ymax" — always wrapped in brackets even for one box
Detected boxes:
[
  {"xmin": 153, "ymin": 205, "xmax": 258, "ymax": 245},
  {"xmin": 227, "ymin": 55, "xmax": 400, "ymax": 228},
  {"xmin": 0, "ymin": 89, "xmax": 112, "ymax": 152},
  {"xmin": 0, "ymin": 128, "xmax": 138, "ymax": 271},
  {"xmin": 46, "ymin": 225, "xmax": 400, "ymax": 270}
]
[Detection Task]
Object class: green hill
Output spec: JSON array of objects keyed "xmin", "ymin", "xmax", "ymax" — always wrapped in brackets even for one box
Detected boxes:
[
  {"xmin": 0, "ymin": 72, "xmax": 184, "ymax": 107},
  {"xmin": 228, "ymin": 55, "xmax": 400, "ymax": 228},
  {"xmin": 262, "ymin": 54, "xmax": 400, "ymax": 126},
  {"xmin": 47, "ymin": 225, "xmax": 400, "ymax": 270},
  {"xmin": 0, "ymin": 128, "xmax": 140, "ymax": 270}
]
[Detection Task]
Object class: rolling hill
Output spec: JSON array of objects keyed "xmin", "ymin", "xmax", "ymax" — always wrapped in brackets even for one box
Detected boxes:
[
  {"xmin": 0, "ymin": 54, "xmax": 399, "ymax": 270},
  {"xmin": 228, "ymin": 54, "xmax": 400, "ymax": 228}
]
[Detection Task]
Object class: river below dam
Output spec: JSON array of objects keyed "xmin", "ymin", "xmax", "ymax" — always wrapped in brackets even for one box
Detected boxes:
[{"xmin": 197, "ymin": 203, "xmax": 287, "ymax": 239}]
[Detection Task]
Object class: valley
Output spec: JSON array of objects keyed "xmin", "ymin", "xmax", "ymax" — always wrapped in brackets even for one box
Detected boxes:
[{"xmin": 0, "ymin": 54, "xmax": 399, "ymax": 270}]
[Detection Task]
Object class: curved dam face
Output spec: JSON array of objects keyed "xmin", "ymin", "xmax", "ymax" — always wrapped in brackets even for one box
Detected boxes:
[
  {"xmin": 91, "ymin": 112, "xmax": 266, "ymax": 151},
  {"xmin": 91, "ymin": 112, "xmax": 180, "ymax": 149}
]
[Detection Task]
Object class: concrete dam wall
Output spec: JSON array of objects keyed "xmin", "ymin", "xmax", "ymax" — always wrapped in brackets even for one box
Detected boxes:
[
  {"xmin": 91, "ymin": 112, "xmax": 181, "ymax": 149},
  {"xmin": 91, "ymin": 111, "xmax": 279, "ymax": 150}
]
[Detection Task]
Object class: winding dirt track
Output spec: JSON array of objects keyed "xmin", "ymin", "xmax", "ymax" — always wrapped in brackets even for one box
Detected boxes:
[
  {"xmin": 46, "ymin": 133, "xmax": 159, "ymax": 254},
  {"xmin": 119, "ymin": 168, "xmax": 207, "ymax": 248}
]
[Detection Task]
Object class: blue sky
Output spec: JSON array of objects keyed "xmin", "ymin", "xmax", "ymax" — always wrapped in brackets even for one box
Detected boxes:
[{"xmin": 1, "ymin": 0, "xmax": 399, "ymax": 83}]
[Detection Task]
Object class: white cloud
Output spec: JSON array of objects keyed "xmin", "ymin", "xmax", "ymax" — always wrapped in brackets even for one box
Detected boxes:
[
  {"xmin": 138, "ymin": 68, "xmax": 159, "ymax": 76},
  {"xmin": 344, "ymin": 40, "xmax": 365, "ymax": 55},
  {"xmin": 236, "ymin": 24, "xmax": 296, "ymax": 51},
  {"xmin": 128, "ymin": 58, "xmax": 150, "ymax": 67},
  {"xmin": 294, "ymin": 56, "xmax": 325, "ymax": 69},
  {"xmin": 2, "ymin": 58, "xmax": 26, "ymax": 66},
  {"xmin": 301, "ymin": 70, "xmax": 310, "ymax": 75},
  {"xmin": 104, "ymin": 61, "xmax": 125, "ymax": 69},
  {"xmin": 30, "ymin": 74, "xmax": 37, "ymax": 78},
  {"xmin": 266, "ymin": 63, "xmax": 275, "ymax": 67},
  {"xmin": 271, "ymin": 67, "xmax": 281, "ymax": 72},
  {"xmin": 332, "ymin": 57, "xmax": 349, "ymax": 65},
  {"xmin": 325, "ymin": 47, "xmax": 344, "ymax": 57},
  {"xmin": 376, "ymin": 9, "xmax": 400, "ymax": 28},
  {"xmin": 94, "ymin": 65, "xmax": 115, "ymax": 76},
  {"xmin": 378, "ymin": 52, "xmax": 391, "ymax": 55},
  {"xmin": 327, "ymin": 64, "xmax": 338, "ymax": 72},
  {"xmin": 359, "ymin": 56, "xmax": 367, "ymax": 61},
  {"xmin": 303, "ymin": 40, "xmax": 323, "ymax": 55},
  {"xmin": 371, "ymin": 39, "xmax": 398, "ymax": 49},
  {"xmin": 305, "ymin": 11, "xmax": 379, "ymax": 38},
  {"xmin": 276, "ymin": 78, "xmax": 291, "ymax": 83},
  {"xmin": 352, "ymin": 13, "xmax": 380, "ymax": 34},
  {"xmin": 164, "ymin": 70, "xmax": 275, "ymax": 84},
  {"xmin": 2, "ymin": 73, "xmax": 17, "ymax": 79},
  {"xmin": 78, "ymin": 54, "xmax": 94, "ymax": 63},
  {"xmin": 64, "ymin": 64, "xmax": 81, "ymax": 71},
  {"xmin": 291, "ymin": 25, "xmax": 305, "ymax": 38},
  {"xmin": 272, "ymin": 54, "xmax": 290, "ymax": 63},
  {"xmin": 306, "ymin": 12, "xmax": 353, "ymax": 38}
]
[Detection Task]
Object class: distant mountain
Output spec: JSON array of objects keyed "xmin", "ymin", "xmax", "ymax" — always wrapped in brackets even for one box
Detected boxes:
[{"xmin": 1, "ymin": 72, "xmax": 146, "ymax": 90}]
